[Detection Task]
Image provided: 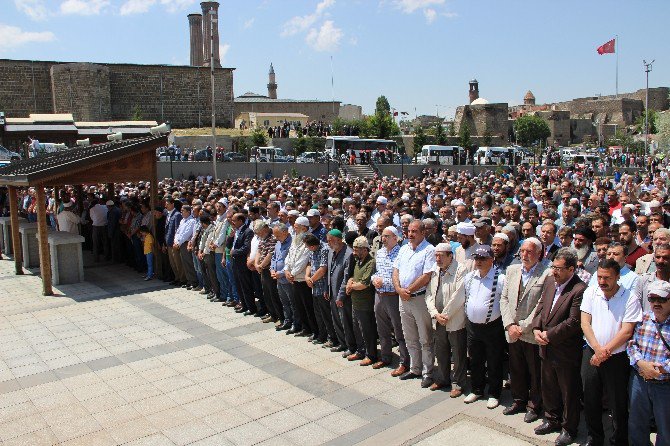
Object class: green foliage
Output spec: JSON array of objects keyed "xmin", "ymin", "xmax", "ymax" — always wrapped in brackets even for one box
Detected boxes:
[
  {"xmin": 375, "ymin": 96, "xmax": 391, "ymax": 116},
  {"xmin": 458, "ymin": 122, "xmax": 472, "ymax": 150},
  {"xmin": 448, "ymin": 122, "xmax": 456, "ymax": 136},
  {"xmin": 657, "ymin": 111, "xmax": 670, "ymax": 150},
  {"xmin": 368, "ymin": 113, "xmax": 400, "ymax": 139},
  {"xmin": 293, "ymin": 133, "xmax": 308, "ymax": 156},
  {"xmin": 634, "ymin": 109, "xmax": 658, "ymax": 135},
  {"xmin": 413, "ymin": 125, "xmax": 429, "ymax": 161},
  {"xmin": 251, "ymin": 126, "xmax": 268, "ymax": 147},
  {"xmin": 131, "ymin": 105, "xmax": 143, "ymax": 121},
  {"xmin": 483, "ymin": 131, "xmax": 493, "ymax": 147},
  {"xmin": 513, "ymin": 115, "xmax": 551, "ymax": 147},
  {"xmin": 432, "ymin": 122, "xmax": 448, "ymax": 145},
  {"xmin": 332, "ymin": 117, "xmax": 346, "ymax": 135}
]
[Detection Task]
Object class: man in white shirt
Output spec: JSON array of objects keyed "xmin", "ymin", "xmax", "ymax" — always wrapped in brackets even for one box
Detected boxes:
[
  {"xmin": 462, "ymin": 245, "xmax": 507, "ymax": 410},
  {"xmin": 587, "ymin": 242, "xmax": 639, "ymax": 291},
  {"xmin": 454, "ymin": 222, "xmax": 479, "ymax": 272},
  {"xmin": 174, "ymin": 205, "xmax": 198, "ymax": 288},
  {"xmin": 88, "ymin": 199, "xmax": 108, "ymax": 262},
  {"xmin": 56, "ymin": 200, "xmax": 80, "ymax": 234},
  {"xmin": 580, "ymin": 259, "xmax": 642, "ymax": 446},
  {"xmin": 392, "ymin": 220, "xmax": 436, "ymax": 388}
]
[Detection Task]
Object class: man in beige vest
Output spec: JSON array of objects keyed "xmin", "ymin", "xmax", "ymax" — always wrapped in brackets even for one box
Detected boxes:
[
  {"xmin": 424, "ymin": 243, "xmax": 467, "ymax": 397},
  {"xmin": 500, "ymin": 237, "xmax": 551, "ymax": 423}
]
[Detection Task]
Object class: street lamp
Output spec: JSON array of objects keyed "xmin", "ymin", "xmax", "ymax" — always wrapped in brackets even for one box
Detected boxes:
[
  {"xmin": 643, "ymin": 59, "xmax": 654, "ymax": 159},
  {"xmin": 210, "ymin": 7, "xmax": 218, "ymax": 181}
]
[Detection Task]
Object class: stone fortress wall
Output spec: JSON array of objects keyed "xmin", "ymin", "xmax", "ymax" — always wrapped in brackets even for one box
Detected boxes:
[{"xmin": 0, "ymin": 59, "xmax": 235, "ymax": 128}]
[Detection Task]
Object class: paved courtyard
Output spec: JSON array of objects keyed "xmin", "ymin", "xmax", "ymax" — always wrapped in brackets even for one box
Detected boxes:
[{"xmin": 0, "ymin": 258, "xmax": 575, "ymax": 446}]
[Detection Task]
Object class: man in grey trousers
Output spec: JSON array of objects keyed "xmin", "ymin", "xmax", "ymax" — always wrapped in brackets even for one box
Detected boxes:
[{"xmin": 327, "ymin": 229, "xmax": 354, "ymax": 353}]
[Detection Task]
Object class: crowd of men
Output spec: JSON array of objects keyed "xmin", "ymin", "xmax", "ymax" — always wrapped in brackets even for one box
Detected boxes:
[{"xmin": 9, "ymin": 163, "xmax": 670, "ymax": 446}]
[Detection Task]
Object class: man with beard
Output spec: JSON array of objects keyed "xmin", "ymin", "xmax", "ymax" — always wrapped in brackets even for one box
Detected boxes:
[
  {"xmin": 619, "ymin": 221, "xmax": 648, "ymax": 270},
  {"xmin": 591, "ymin": 215, "xmax": 609, "ymax": 239},
  {"xmin": 492, "ymin": 233, "xmax": 518, "ymax": 271},
  {"xmin": 573, "ymin": 227, "xmax": 598, "ymax": 276},
  {"xmin": 636, "ymin": 243, "xmax": 670, "ymax": 313},
  {"xmin": 455, "ymin": 222, "xmax": 479, "ymax": 272},
  {"xmin": 636, "ymin": 227, "xmax": 670, "ymax": 274},
  {"xmin": 474, "ymin": 217, "xmax": 493, "ymax": 246}
]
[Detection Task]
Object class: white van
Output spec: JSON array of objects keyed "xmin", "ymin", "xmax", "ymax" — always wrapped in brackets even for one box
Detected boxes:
[
  {"xmin": 475, "ymin": 147, "xmax": 513, "ymax": 165},
  {"xmin": 418, "ymin": 145, "xmax": 462, "ymax": 165},
  {"xmin": 253, "ymin": 146, "xmax": 288, "ymax": 162}
]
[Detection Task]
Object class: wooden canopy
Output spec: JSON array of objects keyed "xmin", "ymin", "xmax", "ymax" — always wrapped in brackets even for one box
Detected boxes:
[{"xmin": 0, "ymin": 135, "xmax": 167, "ymax": 295}]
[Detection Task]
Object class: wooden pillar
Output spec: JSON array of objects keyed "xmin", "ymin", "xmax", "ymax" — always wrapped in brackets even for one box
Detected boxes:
[
  {"xmin": 35, "ymin": 186, "xmax": 53, "ymax": 296},
  {"xmin": 7, "ymin": 186, "xmax": 23, "ymax": 275}
]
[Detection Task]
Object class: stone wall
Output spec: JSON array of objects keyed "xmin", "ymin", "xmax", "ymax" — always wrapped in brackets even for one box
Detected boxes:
[
  {"xmin": 234, "ymin": 101, "xmax": 341, "ymax": 124},
  {"xmin": 51, "ymin": 63, "xmax": 111, "ymax": 121},
  {"xmin": 534, "ymin": 110, "xmax": 570, "ymax": 146},
  {"xmin": 454, "ymin": 103, "xmax": 509, "ymax": 139},
  {"xmin": 0, "ymin": 59, "xmax": 235, "ymax": 128}
]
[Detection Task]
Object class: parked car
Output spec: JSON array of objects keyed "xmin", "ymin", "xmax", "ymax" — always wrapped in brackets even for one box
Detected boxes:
[
  {"xmin": 0, "ymin": 145, "xmax": 21, "ymax": 161},
  {"xmin": 194, "ymin": 148, "xmax": 212, "ymax": 161},
  {"xmin": 222, "ymin": 152, "xmax": 246, "ymax": 162},
  {"xmin": 296, "ymin": 151, "xmax": 320, "ymax": 163}
]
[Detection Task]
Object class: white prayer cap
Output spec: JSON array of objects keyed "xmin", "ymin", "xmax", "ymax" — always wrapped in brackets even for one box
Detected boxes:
[
  {"xmin": 295, "ymin": 216, "xmax": 310, "ymax": 227},
  {"xmin": 456, "ymin": 222, "xmax": 475, "ymax": 236},
  {"xmin": 376, "ymin": 196, "xmax": 388, "ymax": 205},
  {"xmin": 382, "ymin": 226, "xmax": 401, "ymax": 241},
  {"xmin": 288, "ymin": 210, "xmax": 300, "ymax": 217},
  {"xmin": 435, "ymin": 243, "xmax": 452, "ymax": 253},
  {"xmin": 493, "ymin": 233, "xmax": 510, "ymax": 243},
  {"xmin": 451, "ymin": 199, "xmax": 466, "ymax": 207},
  {"xmin": 524, "ymin": 237, "xmax": 543, "ymax": 250}
]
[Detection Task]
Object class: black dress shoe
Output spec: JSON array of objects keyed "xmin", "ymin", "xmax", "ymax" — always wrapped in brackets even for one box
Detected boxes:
[
  {"xmin": 295, "ymin": 331, "xmax": 312, "ymax": 337},
  {"xmin": 307, "ymin": 335, "xmax": 315, "ymax": 342},
  {"xmin": 276, "ymin": 323, "xmax": 290, "ymax": 331},
  {"xmin": 341, "ymin": 350, "xmax": 353, "ymax": 358},
  {"xmin": 534, "ymin": 421, "xmax": 561, "ymax": 435},
  {"xmin": 234, "ymin": 308, "xmax": 246, "ymax": 313},
  {"xmin": 286, "ymin": 328, "xmax": 299, "ymax": 335},
  {"xmin": 523, "ymin": 410, "xmax": 539, "ymax": 423},
  {"xmin": 312, "ymin": 339, "xmax": 325, "ymax": 345},
  {"xmin": 554, "ymin": 429, "xmax": 574, "ymax": 446},
  {"xmin": 330, "ymin": 345, "xmax": 346, "ymax": 352},
  {"xmin": 253, "ymin": 312, "xmax": 264, "ymax": 318},
  {"xmin": 420, "ymin": 377, "xmax": 433, "ymax": 388},
  {"xmin": 243, "ymin": 311, "xmax": 254, "ymax": 316},
  {"xmin": 399, "ymin": 371, "xmax": 422, "ymax": 381},
  {"xmin": 211, "ymin": 297, "xmax": 224, "ymax": 302},
  {"xmin": 503, "ymin": 402, "xmax": 526, "ymax": 416}
]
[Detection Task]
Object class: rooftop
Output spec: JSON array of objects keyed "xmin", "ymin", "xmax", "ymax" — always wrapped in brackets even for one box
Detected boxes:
[{"xmin": 235, "ymin": 92, "xmax": 340, "ymax": 104}]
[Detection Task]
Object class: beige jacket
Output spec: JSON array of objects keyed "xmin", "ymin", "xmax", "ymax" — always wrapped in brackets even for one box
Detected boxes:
[
  {"xmin": 454, "ymin": 242, "xmax": 481, "ymax": 273},
  {"xmin": 424, "ymin": 260, "xmax": 467, "ymax": 331},
  {"xmin": 500, "ymin": 260, "xmax": 551, "ymax": 344},
  {"xmin": 635, "ymin": 253, "xmax": 653, "ymax": 275}
]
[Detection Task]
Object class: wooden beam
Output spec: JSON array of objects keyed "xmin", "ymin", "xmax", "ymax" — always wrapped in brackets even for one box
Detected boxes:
[
  {"xmin": 7, "ymin": 186, "xmax": 23, "ymax": 275},
  {"xmin": 35, "ymin": 187, "xmax": 53, "ymax": 296}
]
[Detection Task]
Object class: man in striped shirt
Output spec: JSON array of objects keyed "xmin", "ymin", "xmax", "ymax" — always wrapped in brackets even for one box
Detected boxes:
[{"xmin": 371, "ymin": 226, "xmax": 409, "ymax": 375}]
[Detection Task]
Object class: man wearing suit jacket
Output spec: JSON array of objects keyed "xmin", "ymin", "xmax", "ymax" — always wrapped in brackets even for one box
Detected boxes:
[
  {"xmin": 326, "ymin": 229, "xmax": 351, "ymax": 353},
  {"xmin": 532, "ymin": 247, "xmax": 586, "ymax": 446},
  {"xmin": 500, "ymin": 238, "xmax": 551, "ymax": 423},
  {"xmin": 164, "ymin": 197, "xmax": 183, "ymax": 285},
  {"xmin": 230, "ymin": 212, "xmax": 256, "ymax": 315},
  {"xmin": 540, "ymin": 222, "xmax": 560, "ymax": 262}
]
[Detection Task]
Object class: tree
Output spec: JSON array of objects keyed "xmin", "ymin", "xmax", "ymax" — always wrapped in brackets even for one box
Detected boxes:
[
  {"xmin": 251, "ymin": 126, "xmax": 268, "ymax": 147},
  {"xmin": 634, "ymin": 109, "xmax": 658, "ymax": 135},
  {"xmin": 513, "ymin": 115, "xmax": 551, "ymax": 147},
  {"xmin": 131, "ymin": 105, "xmax": 143, "ymax": 121},
  {"xmin": 293, "ymin": 133, "xmax": 308, "ymax": 156},
  {"xmin": 657, "ymin": 111, "xmax": 670, "ymax": 151},
  {"xmin": 413, "ymin": 125, "xmax": 428, "ymax": 162},
  {"xmin": 458, "ymin": 122, "xmax": 472, "ymax": 151},
  {"xmin": 375, "ymin": 96, "xmax": 391, "ymax": 116},
  {"xmin": 448, "ymin": 121, "xmax": 456, "ymax": 136},
  {"xmin": 368, "ymin": 113, "xmax": 400, "ymax": 139},
  {"xmin": 432, "ymin": 122, "xmax": 448, "ymax": 145}
]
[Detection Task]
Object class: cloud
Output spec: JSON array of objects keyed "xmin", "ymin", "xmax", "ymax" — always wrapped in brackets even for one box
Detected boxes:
[
  {"xmin": 219, "ymin": 43, "xmax": 230, "ymax": 63},
  {"xmin": 14, "ymin": 0, "xmax": 48, "ymax": 21},
  {"xmin": 393, "ymin": 0, "xmax": 444, "ymax": 14},
  {"xmin": 424, "ymin": 8, "xmax": 436, "ymax": 23},
  {"xmin": 120, "ymin": 0, "xmax": 155, "ymax": 15},
  {"xmin": 306, "ymin": 20, "xmax": 342, "ymax": 52},
  {"xmin": 160, "ymin": 0, "xmax": 195, "ymax": 14},
  {"xmin": 281, "ymin": 0, "xmax": 335, "ymax": 37},
  {"xmin": 0, "ymin": 23, "xmax": 54, "ymax": 52},
  {"xmin": 60, "ymin": 0, "xmax": 109, "ymax": 15},
  {"xmin": 243, "ymin": 18, "xmax": 255, "ymax": 29}
]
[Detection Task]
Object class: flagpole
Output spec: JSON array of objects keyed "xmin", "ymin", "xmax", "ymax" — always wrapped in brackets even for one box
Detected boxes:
[{"xmin": 615, "ymin": 35, "xmax": 618, "ymax": 97}]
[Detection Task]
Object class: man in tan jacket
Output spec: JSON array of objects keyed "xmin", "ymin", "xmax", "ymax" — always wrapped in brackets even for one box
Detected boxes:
[
  {"xmin": 500, "ymin": 237, "xmax": 551, "ymax": 423},
  {"xmin": 424, "ymin": 243, "xmax": 467, "ymax": 397}
]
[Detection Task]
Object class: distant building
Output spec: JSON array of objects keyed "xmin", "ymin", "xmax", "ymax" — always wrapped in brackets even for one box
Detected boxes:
[
  {"xmin": 234, "ymin": 112, "xmax": 308, "ymax": 129},
  {"xmin": 339, "ymin": 104, "xmax": 363, "ymax": 121}
]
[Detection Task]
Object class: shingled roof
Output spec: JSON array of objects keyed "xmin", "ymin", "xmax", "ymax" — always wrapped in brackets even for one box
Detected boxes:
[{"xmin": 0, "ymin": 135, "xmax": 167, "ymax": 186}]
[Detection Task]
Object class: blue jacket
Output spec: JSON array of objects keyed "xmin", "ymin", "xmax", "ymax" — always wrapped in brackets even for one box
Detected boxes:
[
  {"xmin": 271, "ymin": 235, "xmax": 293, "ymax": 284},
  {"xmin": 165, "ymin": 208, "xmax": 182, "ymax": 246}
]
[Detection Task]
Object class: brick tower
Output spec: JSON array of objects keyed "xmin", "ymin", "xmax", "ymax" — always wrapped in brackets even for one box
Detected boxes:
[
  {"xmin": 469, "ymin": 79, "xmax": 479, "ymax": 104},
  {"xmin": 267, "ymin": 63, "xmax": 277, "ymax": 99}
]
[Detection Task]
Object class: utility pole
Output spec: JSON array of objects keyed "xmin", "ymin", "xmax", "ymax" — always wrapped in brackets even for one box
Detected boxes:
[
  {"xmin": 210, "ymin": 7, "xmax": 218, "ymax": 181},
  {"xmin": 643, "ymin": 59, "xmax": 654, "ymax": 158}
]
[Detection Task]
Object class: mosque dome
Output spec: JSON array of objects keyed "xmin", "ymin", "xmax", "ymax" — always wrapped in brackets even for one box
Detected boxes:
[{"xmin": 470, "ymin": 98, "xmax": 489, "ymax": 105}]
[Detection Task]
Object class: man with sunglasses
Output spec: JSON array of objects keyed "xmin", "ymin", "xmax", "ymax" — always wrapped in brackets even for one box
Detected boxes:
[{"xmin": 627, "ymin": 280, "xmax": 670, "ymax": 446}]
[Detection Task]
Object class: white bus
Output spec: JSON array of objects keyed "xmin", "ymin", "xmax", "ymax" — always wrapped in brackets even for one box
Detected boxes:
[
  {"xmin": 325, "ymin": 136, "xmax": 398, "ymax": 163},
  {"xmin": 475, "ymin": 146, "xmax": 534, "ymax": 165},
  {"xmin": 418, "ymin": 145, "xmax": 463, "ymax": 165}
]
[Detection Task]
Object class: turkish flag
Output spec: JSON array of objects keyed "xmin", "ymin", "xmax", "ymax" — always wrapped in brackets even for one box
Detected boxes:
[{"xmin": 597, "ymin": 39, "xmax": 615, "ymax": 55}]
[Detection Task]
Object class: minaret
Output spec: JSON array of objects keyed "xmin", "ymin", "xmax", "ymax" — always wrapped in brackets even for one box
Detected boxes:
[
  {"xmin": 201, "ymin": 1, "xmax": 221, "ymax": 68},
  {"xmin": 469, "ymin": 79, "xmax": 479, "ymax": 104},
  {"xmin": 267, "ymin": 63, "xmax": 277, "ymax": 99},
  {"xmin": 187, "ymin": 14, "xmax": 203, "ymax": 66}
]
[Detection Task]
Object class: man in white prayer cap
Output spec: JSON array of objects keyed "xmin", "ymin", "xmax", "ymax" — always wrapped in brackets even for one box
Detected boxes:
[{"xmin": 454, "ymin": 222, "xmax": 479, "ymax": 272}]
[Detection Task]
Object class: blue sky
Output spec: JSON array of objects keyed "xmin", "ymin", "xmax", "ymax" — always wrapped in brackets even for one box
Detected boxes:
[{"xmin": 1, "ymin": 0, "xmax": 668, "ymax": 118}]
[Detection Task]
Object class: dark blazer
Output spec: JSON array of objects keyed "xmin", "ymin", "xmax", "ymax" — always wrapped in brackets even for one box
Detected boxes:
[
  {"xmin": 165, "ymin": 209, "xmax": 182, "ymax": 246},
  {"xmin": 532, "ymin": 274, "xmax": 586, "ymax": 365},
  {"xmin": 328, "ymin": 245, "xmax": 352, "ymax": 302},
  {"xmin": 230, "ymin": 223, "xmax": 253, "ymax": 260},
  {"xmin": 545, "ymin": 244, "xmax": 560, "ymax": 262}
]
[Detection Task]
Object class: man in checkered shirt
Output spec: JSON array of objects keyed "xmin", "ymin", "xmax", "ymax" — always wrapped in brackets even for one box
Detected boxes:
[{"xmin": 304, "ymin": 233, "xmax": 335, "ymax": 346}]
